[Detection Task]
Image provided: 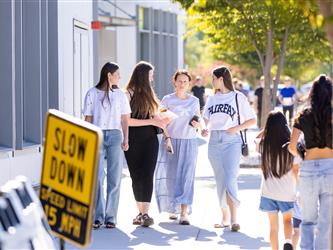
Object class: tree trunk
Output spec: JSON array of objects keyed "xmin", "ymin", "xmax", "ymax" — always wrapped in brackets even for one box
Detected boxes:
[
  {"xmin": 261, "ymin": 21, "xmax": 274, "ymax": 127},
  {"xmin": 273, "ymin": 27, "xmax": 289, "ymax": 107},
  {"xmin": 317, "ymin": 0, "xmax": 333, "ymax": 51}
]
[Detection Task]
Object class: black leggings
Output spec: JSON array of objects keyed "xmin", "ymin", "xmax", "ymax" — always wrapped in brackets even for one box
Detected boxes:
[{"xmin": 125, "ymin": 126, "xmax": 159, "ymax": 202}]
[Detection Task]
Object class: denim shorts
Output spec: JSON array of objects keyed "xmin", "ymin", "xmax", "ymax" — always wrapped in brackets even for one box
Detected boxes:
[
  {"xmin": 259, "ymin": 196, "xmax": 294, "ymax": 213},
  {"xmin": 293, "ymin": 217, "xmax": 302, "ymax": 228}
]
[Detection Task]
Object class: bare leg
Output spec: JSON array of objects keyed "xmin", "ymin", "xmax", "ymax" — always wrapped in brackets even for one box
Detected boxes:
[
  {"xmin": 141, "ymin": 202, "xmax": 150, "ymax": 215},
  {"xmin": 268, "ymin": 212, "xmax": 279, "ymax": 250},
  {"xmin": 181, "ymin": 204, "xmax": 188, "ymax": 217},
  {"xmin": 292, "ymin": 228, "xmax": 300, "ymax": 249},
  {"xmin": 227, "ymin": 193, "xmax": 237, "ymax": 223},
  {"xmin": 282, "ymin": 212, "xmax": 293, "ymax": 241}
]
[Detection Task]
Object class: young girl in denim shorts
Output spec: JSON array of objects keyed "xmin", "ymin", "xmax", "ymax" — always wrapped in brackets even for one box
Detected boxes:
[{"xmin": 258, "ymin": 111, "xmax": 297, "ymax": 250}]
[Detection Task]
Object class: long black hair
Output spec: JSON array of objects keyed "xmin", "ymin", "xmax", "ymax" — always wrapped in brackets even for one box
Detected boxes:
[
  {"xmin": 307, "ymin": 75, "xmax": 332, "ymax": 147},
  {"xmin": 260, "ymin": 111, "xmax": 294, "ymax": 179},
  {"xmin": 96, "ymin": 62, "xmax": 119, "ymax": 105}
]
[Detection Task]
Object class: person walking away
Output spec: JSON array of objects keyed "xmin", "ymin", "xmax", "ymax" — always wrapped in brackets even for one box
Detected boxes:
[
  {"xmin": 83, "ymin": 62, "xmax": 131, "ymax": 229},
  {"xmin": 288, "ymin": 75, "xmax": 333, "ymax": 250},
  {"xmin": 155, "ymin": 69, "xmax": 201, "ymax": 225},
  {"xmin": 124, "ymin": 61, "xmax": 168, "ymax": 227},
  {"xmin": 191, "ymin": 75, "xmax": 206, "ymax": 112},
  {"xmin": 201, "ymin": 66, "xmax": 256, "ymax": 231},
  {"xmin": 279, "ymin": 77, "xmax": 296, "ymax": 126},
  {"xmin": 257, "ymin": 111, "xmax": 297, "ymax": 250},
  {"xmin": 254, "ymin": 76, "xmax": 264, "ymax": 129}
]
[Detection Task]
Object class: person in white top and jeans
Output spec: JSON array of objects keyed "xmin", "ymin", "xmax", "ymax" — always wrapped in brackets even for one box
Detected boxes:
[
  {"xmin": 83, "ymin": 62, "xmax": 131, "ymax": 229},
  {"xmin": 202, "ymin": 66, "xmax": 256, "ymax": 231}
]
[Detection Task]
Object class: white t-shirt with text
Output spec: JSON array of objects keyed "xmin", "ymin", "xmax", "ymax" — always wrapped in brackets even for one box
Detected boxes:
[{"xmin": 203, "ymin": 91, "xmax": 256, "ymax": 131}]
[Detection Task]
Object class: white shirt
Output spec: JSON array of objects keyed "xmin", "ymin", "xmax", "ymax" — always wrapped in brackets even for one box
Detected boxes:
[
  {"xmin": 203, "ymin": 91, "xmax": 256, "ymax": 131},
  {"xmin": 161, "ymin": 93, "xmax": 200, "ymax": 139},
  {"xmin": 261, "ymin": 168, "xmax": 295, "ymax": 202},
  {"xmin": 82, "ymin": 87, "xmax": 131, "ymax": 130}
]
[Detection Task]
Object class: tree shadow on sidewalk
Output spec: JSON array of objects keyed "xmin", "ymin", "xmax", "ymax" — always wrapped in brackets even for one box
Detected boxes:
[
  {"xmin": 218, "ymin": 230, "xmax": 270, "ymax": 249},
  {"xmin": 159, "ymin": 222, "xmax": 217, "ymax": 242},
  {"xmin": 128, "ymin": 225, "xmax": 174, "ymax": 248}
]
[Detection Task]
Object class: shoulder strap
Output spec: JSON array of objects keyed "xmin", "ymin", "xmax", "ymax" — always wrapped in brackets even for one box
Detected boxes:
[{"xmin": 235, "ymin": 93, "xmax": 247, "ymax": 144}]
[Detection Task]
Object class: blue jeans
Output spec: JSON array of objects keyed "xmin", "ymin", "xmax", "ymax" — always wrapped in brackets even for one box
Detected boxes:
[
  {"xmin": 208, "ymin": 130, "xmax": 242, "ymax": 208},
  {"xmin": 299, "ymin": 158, "xmax": 333, "ymax": 250},
  {"xmin": 94, "ymin": 129, "xmax": 123, "ymax": 224}
]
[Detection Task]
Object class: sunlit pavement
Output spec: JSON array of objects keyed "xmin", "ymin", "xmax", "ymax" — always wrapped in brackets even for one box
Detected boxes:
[{"xmin": 64, "ymin": 130, "xmax": 295, "ymax": 250}]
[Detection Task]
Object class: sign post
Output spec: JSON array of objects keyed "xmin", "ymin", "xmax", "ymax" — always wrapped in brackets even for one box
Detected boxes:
[{"xmin": 40, "ymin": 109, "xmax": 102, "ymax": 248}]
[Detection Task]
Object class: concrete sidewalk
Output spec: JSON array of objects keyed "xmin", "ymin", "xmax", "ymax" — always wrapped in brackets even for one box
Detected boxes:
[{"xmin": 64, "ymin": 130, "xmax": 276, "ymax": 250}]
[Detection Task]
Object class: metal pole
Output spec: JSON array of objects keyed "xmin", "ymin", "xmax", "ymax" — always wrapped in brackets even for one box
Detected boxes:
[{"xmin": 60, "ymin": 238, "xmax": 65, "ymax": 250}]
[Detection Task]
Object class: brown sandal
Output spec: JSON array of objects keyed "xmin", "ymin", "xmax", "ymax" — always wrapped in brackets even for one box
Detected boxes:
[
  {"xmin": 92, "ymin": 220, "xmax": 102, "ymax": 229},
  {"xmin": 133, "ymin": 213, "xmax": 142, "ymax": 225}
]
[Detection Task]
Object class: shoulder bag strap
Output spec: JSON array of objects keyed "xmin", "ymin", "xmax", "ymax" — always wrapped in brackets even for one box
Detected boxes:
[{"xmin": 235, "ymin": 93, "xmax": 247, "ymax": 144}]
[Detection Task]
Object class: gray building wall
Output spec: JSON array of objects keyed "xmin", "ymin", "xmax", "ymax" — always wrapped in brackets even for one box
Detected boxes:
[
  {"xmin": 137, "ymin": 6, "xmax": 178, "ymax": 98},
  {"xmin": 0, "ymin": 0, "xmax": 58, "ymax": 184}
]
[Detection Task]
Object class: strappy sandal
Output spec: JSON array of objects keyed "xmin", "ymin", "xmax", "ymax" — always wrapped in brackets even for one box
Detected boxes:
[
  {"xmin": 92, "ymin": 220, "xmax": 102, "ymax": 229},
  {"xmin": 105, "ymin": 222, "xmax": 116, "ymax": 229},
  {"xmin": 133, "ymin": 213, "xmax": 142, "ymax": 225}
]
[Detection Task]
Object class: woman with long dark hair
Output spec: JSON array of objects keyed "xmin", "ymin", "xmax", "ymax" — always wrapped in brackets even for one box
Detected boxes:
[
  {"xmin": 155, "ymin": 69, "xmax": 201, "ymax": 225},
  {"xmin": 288, "ymin": 75, "xmax": 333, "ymax": 249},
  {"xmin": 83, "ymin": 62, "xmax": 131, "ymax": 229},
  {"xmin": 125, "ymin": 61, "xmax": 168, "ymax": 227},
  {"xmin": 202, "ymin": 66, "xmax": 256, "ymax": 231},
  {"xmin": 258, "ymin": 111, "xmax": 296, "ymax": 250}
]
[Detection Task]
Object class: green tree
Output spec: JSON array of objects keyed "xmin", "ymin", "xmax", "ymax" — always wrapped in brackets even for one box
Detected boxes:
[{"xmin": 177, "ymin": 0, "xmax": 331, "ymax": 127}]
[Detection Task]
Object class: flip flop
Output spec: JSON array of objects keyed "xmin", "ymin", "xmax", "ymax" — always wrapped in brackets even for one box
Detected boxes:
[
  {"xmin": 214, "ymin": 223, "xmax": 230, "ymax": 228},
  {"xmin": 105, "ymin": 222, "xmax": 116, "ymax": 229}
]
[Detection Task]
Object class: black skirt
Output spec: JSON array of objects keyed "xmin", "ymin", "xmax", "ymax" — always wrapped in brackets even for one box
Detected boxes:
[{"xmin": 124, "ymin": 126, "xmax": 159, "ymax": 202}]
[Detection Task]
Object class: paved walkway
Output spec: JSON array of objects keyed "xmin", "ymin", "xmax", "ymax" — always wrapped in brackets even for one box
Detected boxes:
[{"xmin": 63, "ymin": 130, "xmax": 292, "ymax": 250}]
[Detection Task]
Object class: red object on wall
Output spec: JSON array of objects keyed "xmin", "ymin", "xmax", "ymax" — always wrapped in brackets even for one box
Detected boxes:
[{"xmin": 91, "ymin": 21, "xmax": 102, "ymax": 30}]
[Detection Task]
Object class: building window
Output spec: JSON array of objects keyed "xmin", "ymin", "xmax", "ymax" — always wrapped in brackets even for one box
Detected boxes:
[{"xmin": 137, "ymin": 7, "xmax": 178, "ymax": 98}]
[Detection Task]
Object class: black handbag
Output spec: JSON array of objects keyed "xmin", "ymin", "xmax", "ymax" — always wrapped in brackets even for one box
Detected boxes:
[{"xmin": 235, "ymin": 93, "xmax": 249, "ymax": 157}]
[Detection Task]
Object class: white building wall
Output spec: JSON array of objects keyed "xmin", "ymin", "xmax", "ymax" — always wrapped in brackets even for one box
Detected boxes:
[{"xmin": 57, "ymin": 1, "xmax": 94, "ymax": 114}]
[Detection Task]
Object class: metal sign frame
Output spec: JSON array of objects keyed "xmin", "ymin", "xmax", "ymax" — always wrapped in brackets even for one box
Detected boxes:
[{"xmin": 40, "ymin": 109, "xmax": 102, "ymax": 247}]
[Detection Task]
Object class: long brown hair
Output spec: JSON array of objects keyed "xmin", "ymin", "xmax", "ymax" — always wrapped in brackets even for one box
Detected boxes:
[
  {"xmin": 96, "ymin": 62, "xmax": 119, "ymax": 105},
  {"xmin": 260, "ymin": 111, "xmax": 293, "ymax": 179},
  {"xmin": 126, "ymin": 61, "xmax": 159, "ymax": 119},
  {"xmin": 212, "ymin": 66, "xmax": 234, "ymax": 92}
]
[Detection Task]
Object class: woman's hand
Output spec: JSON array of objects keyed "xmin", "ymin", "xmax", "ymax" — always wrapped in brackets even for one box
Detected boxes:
[
  {"xmin": 152, "ymin": 116, "xmax": 170, "ymax": 129},
  {"xmin": 121, "ymin": 139, "xmax": 129, "ymax": 151},
  {"xmin": 191, "ymin": 120, "xmax": 200, "ymax": 129},
  {"xmin": 226, "ymin": 126, "xmax": 239, "ymax": 135},
  {"xmin": 201, "ymin": 129, "xmax": 209, "ymax": 137}
]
